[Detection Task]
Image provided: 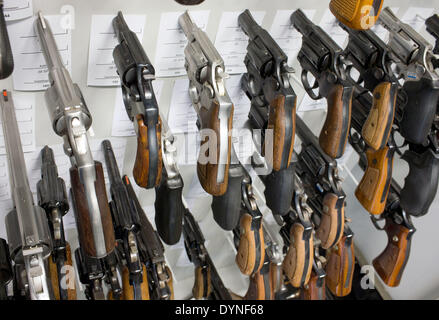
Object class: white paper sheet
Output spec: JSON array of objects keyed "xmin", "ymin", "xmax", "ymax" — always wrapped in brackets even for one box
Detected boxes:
[
  {"xmin": 168, "ymin": 78, "xmax": 198, "ymax": 134},
  {"xmin": 214, "ymin": 11, "xmax": 265, "ymax": 74},
  {"xmin": 319, "ymin": 9, "xmax": 347, "ymax": 48},
  {"xmin": 299, "ymin": 93, "xmax": 327, "ymax": 112},
  {"xmin": 176, "ymin": 132, "xmax": 199, "ymax": 166},
  {"xmin": 370, "ymin": 7, "xmax": 399, "ymax": 42},
  {"xmin": 401, "ymin": 7, "xmax": 435, "ymax": 32},
  {"xmin": 87, "ymin": 15, "xmax": 146, "ymax": 87},
  {"xmin": 3, "ymin": 0, "xmax": 33, "ymax": 21},
  {"xmin": 111, "ymin": 80, "xmax": 164, "ymax": 137},
  {"xmin": 0, "ymin": 93, "xmax": 35, "ymax": 155},
  {"xmin": 9, "ymin": 15, "xmax": 72, "ymax": 91},
  {"xmin": 270, "ymin": 9, "xmax": 316, "ymax": 64},
  {"xmin": 154, "ymin": 11, "xmax": 210, "ymax": 77}
]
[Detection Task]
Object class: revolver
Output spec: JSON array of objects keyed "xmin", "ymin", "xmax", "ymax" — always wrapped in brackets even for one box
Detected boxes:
[
  {"xmin": 426, "ymin": 14, "xmax": 439, "ymax": 56},
  {"xmin": 113, "ymin": 12, "xmax": 162, "ymax": 189},
  {"xmin": 291, "ymin": 9, "xmax": 354, "ymax": 159},
  {"xmin": 37, "ymin": 146, "xmax": 76, "ymax": 300},
  {"xmin": 179, "ymin": 11, "xmax": 234, "ymax": 197},
  {"xmin": 1, "ymin": 91, "xmax": 53, "ymax": 300},
  {"xmin": 0, "ymin": 0, "xmax": 13, "ymax": 79},
  {"xmin": 295, "ymin": 116, "xmax": 346, "ymax": 250},
  {"xmin": 330, "ymin": 0, "xmax": 384, "ymax": 30},
  {"xmin": 36, "ymin": 12, "xmax": 118, "ymax": 299},
  {"xmin": 183, "ymin": 205, "xmax": 233, "ymax": 300},
  {"xmin": 239, "ymin": 9, "xmax": 297, "ymax": 173}
]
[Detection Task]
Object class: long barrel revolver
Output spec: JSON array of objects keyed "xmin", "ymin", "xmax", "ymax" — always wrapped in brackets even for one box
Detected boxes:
[
  {"xmin": 0, "ymin": 0, "xmax": 14, "ymax": 79},
  {"xmin": 239, "ymin": 9, "xmax": 297, "ymax": 173},
  {"xmin": 36, "ymin": 12, "xmax": 118, "ymax": 299},
  {"xmin": 291, "ymin": 9, "xmax": 354, "ymax": 160},
  {"xmin": 179, "ymin": 11, "xmax": 234, "ymax": 197},
  {"xmin": 37, "ymin": 146, "xmax": 76, "ymax": 300},
  {"xmin": 330, "ymin": 0, "xmax": 384, "ymax": 30},
  {"xmin": 112, "ymin": 12, "xmax": 162, "ymax": 189},
  {"xmin": 1, "ymin": 91, "xmax": 53, "ymax": 300}
]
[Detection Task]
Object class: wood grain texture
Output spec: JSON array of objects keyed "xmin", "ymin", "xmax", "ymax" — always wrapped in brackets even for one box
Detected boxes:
[
  {"xmin": 326, "ymin": 235, "xmax": 355, "ymax": 297},
  {"xmin": 319, "ymin": 84, "xmax": 352, "ymax": 159},
  {"xmin": 133, "ymin": 114, "xmax": 163, "ymax": 189},
  {"xmin": 197, "ymin": 100, "xmax": 234, "ymax": 196},
  {"xmin": 362, "ymin": 82, "xmax": 396, "ymax": 150},
  {"xmin": 236, "ymin": 214, "xmax": 265, "ymax": 276},
  {"xmin": 317, "ymin": 193, "xmax": 345, "ymax": 249},
  {"xmin": 373, "ymin": 219, "xmax": 411, "ymax": 287},
  {"xmin": 355, "ymin": 146, "xmax": 394, "ymax": 215},
  {"xmin": 282, "ymin": 223, "xmax": 313, "ymax": 287},
  {"xmin": 121, "ymin": 265, "xmax": 150, "ymax": 300},
  {"xmin": 70, "ymin": 162, "xmax": 116, "ymax": 257},
  {"xmin": 244, "ymin": 271, "xmax": 274, "ymax": 300},
  {"xmin": 166, "ymin": 266, "xmax": 174, "ymax": 300},
  {"xmin": 265, "ymin": 95, "xmax": 296, "ymax": 171},
  {"xmin": 301, "ymin": 271, "xmax": 326, "ymax": 300},
  {"xmin": 48, "ymin": 243, "xmax": 77, "ymax": 300},
  {"xmin": 193, "ymin": 266, "xmax": 212, "ymax": 300},
  {"xmin": 330, "ymin": 0, "xmax": 383, "ymax": 30},
  {"xmin": 65, "ymin": 244, "xmax": 77, "ymax": 300}
]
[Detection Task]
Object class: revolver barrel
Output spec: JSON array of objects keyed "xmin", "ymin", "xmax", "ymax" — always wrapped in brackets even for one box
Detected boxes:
[
  {"xmin": 0, "ymin": 0, "xmax": 14, "ymax": 79},
  {"xmin": 238, "ymin": 9, "xmax": 261, "ymax": 40}
]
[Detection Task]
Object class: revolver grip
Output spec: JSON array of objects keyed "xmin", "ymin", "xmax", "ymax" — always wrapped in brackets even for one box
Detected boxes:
[
  {"xmin": 211, "ymin": 164, "xmax": 244, "ymax": 231},
  {"xmin": 317, "ymin": 193, "xmax": 345, "ymax": 249},
  {"xmin": 282, "ymin": 223, "xmax": 314, "ymax": 288},
  {"xmin": 192, "ymin": 265, "xmax": 212, "ymax": 300},
  {"xmin": 301, "ymin": 271, "xmax": 326, "ymax": 300},
  {"xmin": 355, "ymin": 146, "xmax": 395, "ymax": 215},
  {"xmin": 121, "ymin": 265, "xmax": 150, "ymax": 300},
  {"xmin": 70, "ymin": 162, "xmax": 116, "ymax": 258},
  {"xmin": 400, "ymin": 79, "xmax": 439, "ymax": 145},
  {"xmin": 330, "ymin": 0, "xmax": 383, "ymax": 30},
  {"xmin": 325, "ymin": 235, "xmax": 355, "ymax": 297},
  {"xmin": 197, "ymin": 101, "xmax": 234, "ymax": 196},
  {"xmin": 265, "ymin": 94, "xmax": 296, "ymax": 171},
  {"xmin": 133, "ymin": 115, "xmax": 163, "ymax": 189},
  {"xmin": 48, "ymin": 243, "xmax": 77, "ymax": 300},
  {"xmin": 362, "ymin": 82, "xmax": 397, "ymax": 151},
  {"xmin": 166, "ymin": 266, "xmax": 174, "ymax": 300},
  {"xmin": 400, "ymin": 149, "xmax": 439, "ymax": 217},
  {"xmin": 236, "ymin": 214, "xmax": 265, "ymax": 276},
  {"xmin": 0, "ymin": 5, "xmax": 14, "ymax": 79},
  {"xmin": 372, "ymin": 219, "xmax": 412, "ymax": 287},
  {"xmin": 244, "ymin": 267, "xmax": 274, "ymax": 300},
  {"xmin": 319, "ymin": 84, "xmax": 353, "ymax": 159},
  {"xmin": 264, "ymin": 163, "xmax": 295, "ymax": 217},
  {"xmin": 155, "ymin": 181, "xmax": 184, "ymax": 245}
]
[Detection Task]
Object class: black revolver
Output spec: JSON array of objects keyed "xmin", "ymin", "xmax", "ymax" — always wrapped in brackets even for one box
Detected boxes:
[{"xmin": 0, "ymin": 1, "xmax": 13, "ymax": 79}]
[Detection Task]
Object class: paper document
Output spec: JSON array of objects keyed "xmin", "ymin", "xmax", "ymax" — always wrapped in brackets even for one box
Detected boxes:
[
  {"xmin": 3, "ymin": 0, "xmax": 33, "ymax": 21},
  {"xmin": 402, "ymin": 7, "xmax": 434, "ymax": 32},
  {"xmin": 9, "ymin": 15, "xmax": 72, "ymax": 91},
  {"xmin": 299, "ymin": 93, "xmax": 327, "ymax": 112},
  {"xmin": 319, "ymin": 9, "xmax": 347, "ymax": 48},
  {"xmin": 87, "ymin": 15, "xmax": 146, "ymax": 86},
  {"xmin": 154, "ymin": 11, "xmax": 210, "ymax": 77},
  {"xmin": 168, "ymin": 79, "xmax": 198, "ymax": 134},
  {"xmin": 214, "ymin": 11, "xmax": 265, "ymax": 74}
]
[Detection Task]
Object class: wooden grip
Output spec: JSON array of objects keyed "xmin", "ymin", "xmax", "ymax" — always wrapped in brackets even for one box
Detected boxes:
[
  {"xmin": 244, "ymin": 270, "xmax": 274, "ymax": 300},
  {"xmin": 373, "ymin": 219, "xmax": 411, "ymax": 287},
  {"xmin": 133, "ymin": 114, "xmax": 163, "ymax": 189},
  {"xmin": 236, "ymin": 214, "xmax": 265, "ymax": 276},
  {"xmin": 70, "ymin": 162, "xmax": 116, "ymax": 258},
  {"xmin": 301, "ymin": 271, "xmax": 326, "ymax": 300},
  {"xmin": 48, "ymin": 243, "xmax": 77, "ymax": 300},
  {"xmin": 319, "ymin": 84, "xmax": 352, "ymax": 159},
  {"xmin": 326, "ymin": 235, "xmax": 355, "ymax": 297},
  {"xmin": 330, "ymin": 0, "xmax": 384, "ymax": 30},
  {"xmin": 197, "ymin": 100, "xmax": 233, "ymax": 196},
  {"xmin": 282, "ymin": 223, "xmax": 314, "ymax": 287},
  {"xmin": 317, "ymin": 193, "xmax": 345, "ymax": 249},
  {"xmin": 166, "ymin": 266, "xmax": 174, "ymax": 300},
  {"xmin": 265, "ymin": 95, "xmax": 296, "ymax": 171},
  {"xmin": 362, "ymin": 82, "xmax": 397, "ymax": 151},
  {"xmin": 355, "ymin": 146, "xmax": 394, "ymax": 215},
  {"xmin": 193, "ymin": 266, "xmax": 212, "ymax": 300},
  {"xmin": 121, "ymin": 265, "xmax": 150, "ymax": 300}
]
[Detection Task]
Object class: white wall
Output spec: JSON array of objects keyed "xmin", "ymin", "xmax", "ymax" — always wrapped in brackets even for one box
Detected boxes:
[{"xmin": 0, "ymin": 0, "xmax": 438, "ymax": 300}]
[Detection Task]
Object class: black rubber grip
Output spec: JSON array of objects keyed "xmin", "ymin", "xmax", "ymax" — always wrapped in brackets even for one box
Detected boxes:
[
  {"xmin": 211, "ymin": 164, "xmax": 244, "ymax": 231},
  {"xmin": 400, "ymin": 78, "xmax": 439, "ymax": 145},
  {"xmin": 0, "ymin": 6, "xmax": 14, "ymax": 79},
  {"xmin": 263, "ymin": 164, "xmax": 295, "ymax": 216},
  {"xmin": 400, "ymin": 148, "xmax": 439, "ymax": 217},
  {"xmin": 154, "ymin": 182, "xmax": 184, "ymax": 245}
]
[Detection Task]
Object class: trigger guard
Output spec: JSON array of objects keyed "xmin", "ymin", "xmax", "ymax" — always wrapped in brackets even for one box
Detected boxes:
[
  {"xmin": 121, "ymin": 85, "xmax": 135, "ymax": 121},
  {"xmin": 301, "ymin": 69, "xmax": 321, "ymax": 100}
]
